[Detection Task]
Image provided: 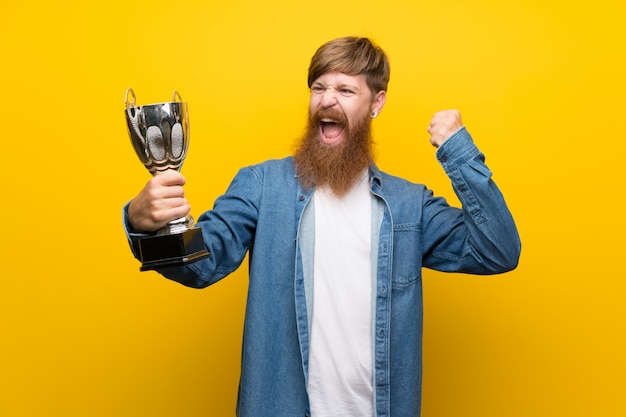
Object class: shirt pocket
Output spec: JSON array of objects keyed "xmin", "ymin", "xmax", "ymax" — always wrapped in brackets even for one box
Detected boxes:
[{"xmin": 391, "ymin": 223, "xmax": 423, "ymax": 288}]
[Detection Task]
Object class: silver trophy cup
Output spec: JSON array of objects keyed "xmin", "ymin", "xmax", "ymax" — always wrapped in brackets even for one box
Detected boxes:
[{"xmin": 124, "ymin": 88, "xmax": 209, "ymax": 271}]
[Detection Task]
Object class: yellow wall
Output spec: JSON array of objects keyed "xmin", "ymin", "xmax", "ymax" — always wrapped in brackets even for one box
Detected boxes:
[{"xmin": 2, "ymin": 0, "xmax": 625, "ymax": 415}]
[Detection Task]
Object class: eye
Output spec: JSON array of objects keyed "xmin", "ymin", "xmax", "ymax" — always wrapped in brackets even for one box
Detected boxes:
[
  {"xmin": 311, "ymin": 85, "xmax": 325, "ymax": 94},
  {"xmin": 340, "ymin": 88, "xmax": 355, "ymax": 96}
]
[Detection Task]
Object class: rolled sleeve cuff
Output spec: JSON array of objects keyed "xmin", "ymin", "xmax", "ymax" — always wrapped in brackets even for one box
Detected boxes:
[
  {"xmin": 122, "ymin": 202, "xmax": 152, "ymax": 259},
  {"xmin": 435, "ymin": 127, "xmax": 481, "ymax": 173}
]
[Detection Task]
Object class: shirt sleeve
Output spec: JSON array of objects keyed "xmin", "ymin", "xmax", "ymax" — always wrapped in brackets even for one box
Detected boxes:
[
  {"xmin": 121, "ymin": 202, "xmax": 153, "ymax": 261},
  {"xmin": 120, "ymin": 166, "xmax": 262, "ymax": 287},
  {"xmin": 421, "ymin": 127, "xmax": 521, "ymax": 274}
]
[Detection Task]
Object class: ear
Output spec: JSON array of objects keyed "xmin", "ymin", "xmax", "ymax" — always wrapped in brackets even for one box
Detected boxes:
[{"xmin": 371, "ymin": 90, "xmax": 387, "ymax": 117}]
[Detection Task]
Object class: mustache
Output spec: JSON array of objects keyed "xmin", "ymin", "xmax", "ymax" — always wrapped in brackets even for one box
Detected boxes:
[{"xmin": 310, "ymin": 107, "xmax": 347, "ymax": 126}]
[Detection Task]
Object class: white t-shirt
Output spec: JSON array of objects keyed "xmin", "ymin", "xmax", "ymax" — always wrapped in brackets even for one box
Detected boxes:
[{"xmin": 307, "ymin": 172, "xmax": 374, "ymax": 417}]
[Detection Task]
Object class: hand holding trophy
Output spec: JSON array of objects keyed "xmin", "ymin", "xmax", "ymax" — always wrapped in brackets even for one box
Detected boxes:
[{"xmin": 124, "ymin": 88, "xmax": 209, "ymax": 271}]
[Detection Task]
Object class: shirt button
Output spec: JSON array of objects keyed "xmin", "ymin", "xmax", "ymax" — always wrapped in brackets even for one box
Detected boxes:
[
  {"xmin": 299, "ymin": 195, "xmax": 305, "ymax": 201},
  {"xmin": 440, "ymin": 156, "xmax": 448, "ymax": 162}
]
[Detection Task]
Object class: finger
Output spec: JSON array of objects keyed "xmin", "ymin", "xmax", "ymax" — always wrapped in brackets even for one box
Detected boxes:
[
  {"xmin": 138, "ymin": 197, "xmax": 190, "ymax": 230},
  {"xmin": 151, "ymin": 203, "xmax": 191, "ymax": 228},
  {"xmin": 144, "ymin": 181, "xmax": 185, "ymax": 203},
  {"xmin": 150, "ymin": 193, "xmax": 188, "ymax": 209},
  {"xmin": 154, "ymin": 169, "xmax": 187, "ymax": 187}
]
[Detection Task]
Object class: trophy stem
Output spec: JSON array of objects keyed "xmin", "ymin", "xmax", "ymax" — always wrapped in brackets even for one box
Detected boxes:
[{"xmin": 156, "ymin": 215, "xmax": 195, "ymax": 236}]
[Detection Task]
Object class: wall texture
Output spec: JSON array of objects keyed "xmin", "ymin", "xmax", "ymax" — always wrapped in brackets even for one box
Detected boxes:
[{"xmin": 1, "ymin": 0, "xmax": 624, "ymax": 415}]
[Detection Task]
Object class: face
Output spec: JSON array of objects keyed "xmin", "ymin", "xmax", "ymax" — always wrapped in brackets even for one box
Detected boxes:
[
  {"xmin": 309, "ymin": 72, "xmax": 386, "ymax": 146},
  {"xmin": 293, "ymin": 72, "xmax": 386, "ymax": 196}
]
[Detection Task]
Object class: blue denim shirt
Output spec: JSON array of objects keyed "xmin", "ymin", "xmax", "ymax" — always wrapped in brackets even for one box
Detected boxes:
[{"xmin": 123, "ymin": 127, "xmax": 521, "ymax": 417}]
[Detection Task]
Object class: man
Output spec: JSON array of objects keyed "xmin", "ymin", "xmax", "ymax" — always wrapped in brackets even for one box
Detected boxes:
[{"xmin": 124, "ymin": 36, "xmax": 521, "ymax": 417}]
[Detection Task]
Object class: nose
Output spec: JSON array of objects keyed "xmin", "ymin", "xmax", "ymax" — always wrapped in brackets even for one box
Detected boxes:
[{"xmin": 319, "ymin": 87, "xmax": 339, "ymax": 108}]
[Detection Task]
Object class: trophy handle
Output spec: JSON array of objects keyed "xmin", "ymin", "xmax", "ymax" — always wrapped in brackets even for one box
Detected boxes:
[
  {"xmin": 124, "ymin": 87, "xmax": 146, "ymax": 162},
  {"xmin": 172, "ymin": 90, "xmax": 183, "ymax": 102},
  {"xmin": 125, "ymin": 88, "xmax": 136, "ymax": 109}
]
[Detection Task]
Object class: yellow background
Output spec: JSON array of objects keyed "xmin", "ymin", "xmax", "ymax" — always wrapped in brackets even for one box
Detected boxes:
[{"xmin": 1, "ymin": 0, "xmax": 625, "ymax": 415}]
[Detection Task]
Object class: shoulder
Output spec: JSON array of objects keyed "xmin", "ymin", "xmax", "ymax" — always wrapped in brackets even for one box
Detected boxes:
[
  {"xmin": 233, "ymin": 156, "xmax": 294, "ymax": 180},
  {"xmin": 373, "ymin": 166, "xmax": 428, "ymax": 195},
  {"xmin": 247, "ymin": 156, "xmax": 294, "ymax": 173}
]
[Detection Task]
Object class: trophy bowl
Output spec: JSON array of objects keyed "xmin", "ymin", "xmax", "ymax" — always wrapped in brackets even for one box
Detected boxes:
[{"xmin": 124, "ymin": 88, "xmax": 209, "ymax": 271}]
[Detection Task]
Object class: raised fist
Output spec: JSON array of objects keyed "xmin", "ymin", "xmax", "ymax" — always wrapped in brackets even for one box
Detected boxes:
[{"xmin": 427, "ymin": 110, "xmax": 463, "ymax": 148}]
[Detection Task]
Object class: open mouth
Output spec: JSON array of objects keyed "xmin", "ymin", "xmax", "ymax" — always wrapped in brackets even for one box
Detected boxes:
[{"xmin": 319, "ymin": 117, "xmax": 346, "ymax": 145}]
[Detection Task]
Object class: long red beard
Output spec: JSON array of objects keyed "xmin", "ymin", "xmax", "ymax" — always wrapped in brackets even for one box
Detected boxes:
[{"xmin": 293, "ymin": 109, "xmax": 374, "ymax": 197}]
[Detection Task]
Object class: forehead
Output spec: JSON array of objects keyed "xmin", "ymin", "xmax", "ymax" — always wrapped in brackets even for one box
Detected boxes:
[{"xmin": 311, "ymin": 71, "xmax": 368, "ymax": 88}]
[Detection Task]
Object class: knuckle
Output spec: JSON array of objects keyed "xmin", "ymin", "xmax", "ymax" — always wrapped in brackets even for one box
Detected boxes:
[{"xmin": 150, "ymin": 212, "xmax": 167, "ymax": 225}]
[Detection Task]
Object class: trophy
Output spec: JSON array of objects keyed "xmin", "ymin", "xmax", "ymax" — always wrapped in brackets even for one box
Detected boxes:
[{"xmin": 124, "ymin": 88, "xmax": 209, "ymax": 271}]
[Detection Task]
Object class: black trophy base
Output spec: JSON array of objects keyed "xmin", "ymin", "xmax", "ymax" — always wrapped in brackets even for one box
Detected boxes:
[{"xmin": 138, "ymin": 227, "xmax": 210, "ymax": 272}]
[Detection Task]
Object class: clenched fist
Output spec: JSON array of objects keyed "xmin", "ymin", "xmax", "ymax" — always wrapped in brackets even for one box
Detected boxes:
[
  {"xmin": 128, "ymin": 170, "xmax": 191, "ymax": 233},
  {"xmin": 427, "ymin": 110, "xmax": 464, "ymax": 148}
]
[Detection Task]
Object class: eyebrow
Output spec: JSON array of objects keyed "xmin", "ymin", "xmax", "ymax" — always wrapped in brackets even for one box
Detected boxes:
[{"xmin": 311, "ymin": 81, "xmax": 362, "ymax": 92}]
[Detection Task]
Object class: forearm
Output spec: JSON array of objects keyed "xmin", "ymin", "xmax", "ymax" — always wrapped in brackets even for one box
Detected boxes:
[{"xmin": 121, "ymin": 166, "xmax": 261, "ymax": 287}]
